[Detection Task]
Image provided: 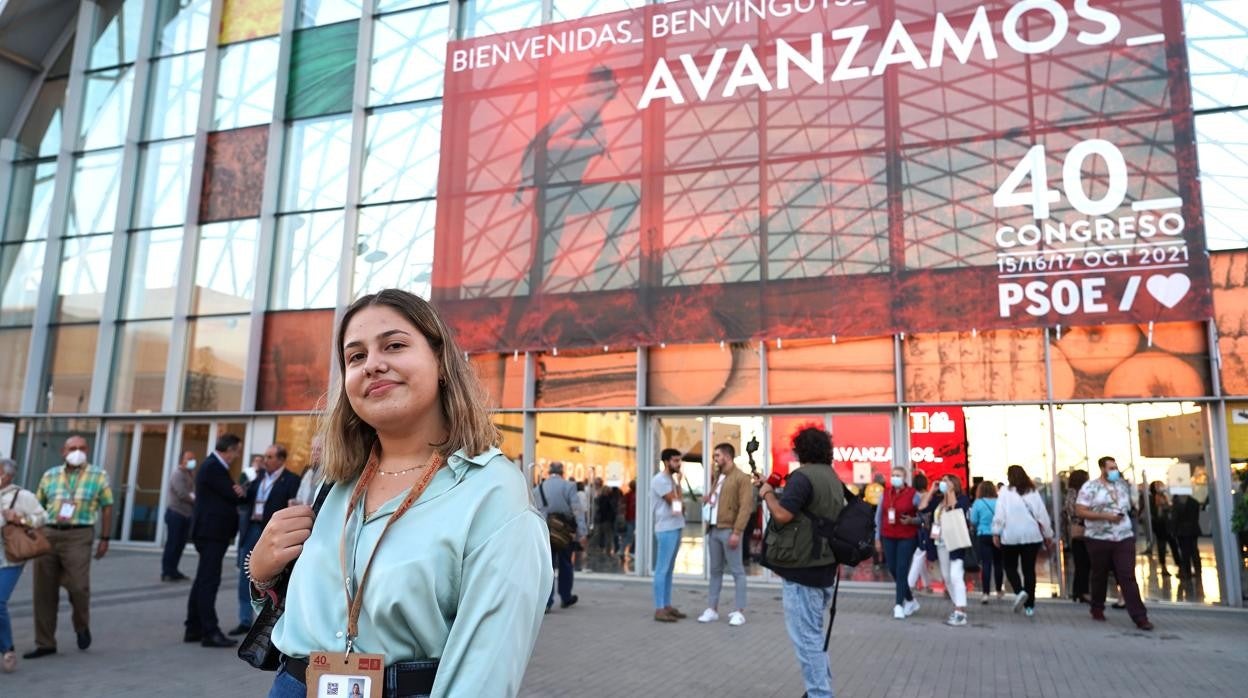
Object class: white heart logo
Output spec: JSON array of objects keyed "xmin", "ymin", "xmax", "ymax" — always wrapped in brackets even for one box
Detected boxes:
[{"xmin": 1145, "ymin": 273, "xmax": 1191, "ymax": 309}]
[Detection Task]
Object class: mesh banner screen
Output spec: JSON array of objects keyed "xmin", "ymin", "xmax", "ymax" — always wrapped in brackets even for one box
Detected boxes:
[{"xmin": 434, "ymin": 0, "xmax": 1208, "ymax": 352}]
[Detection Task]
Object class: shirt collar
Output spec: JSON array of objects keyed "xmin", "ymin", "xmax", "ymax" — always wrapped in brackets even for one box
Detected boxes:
[{"xmin": 445, "ymin": 447, "xmax": 500, "ymax": 477}]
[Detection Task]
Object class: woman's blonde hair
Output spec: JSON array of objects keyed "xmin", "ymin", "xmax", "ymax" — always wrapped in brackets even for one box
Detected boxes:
[{"xmin": 319, "ymin": 289, "xmax": 499, "ymax": 483}]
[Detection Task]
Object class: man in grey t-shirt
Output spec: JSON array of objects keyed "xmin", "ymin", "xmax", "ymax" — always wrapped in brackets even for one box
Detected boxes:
[
  {"xmin": 652, "ymin": 448, "xmax": 686, "ymax": 622},
  {"xmin": 534, "ymin": 462, "xmax": 587, "ymax": 612}
]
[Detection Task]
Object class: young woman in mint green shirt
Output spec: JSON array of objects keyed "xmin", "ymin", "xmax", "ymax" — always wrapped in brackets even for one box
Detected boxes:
[{"xmin": 248, "ymin": 289, "xmax": 551, "ymax": 697}]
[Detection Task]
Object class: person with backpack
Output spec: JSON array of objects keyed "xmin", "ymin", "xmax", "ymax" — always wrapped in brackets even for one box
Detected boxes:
[
  {"xmin": 756, "ymin": 426, "xmax": 845, "ymax": 698},
  {"xmin": 533, "ymin": 462, "xmax": 587, "ymax": 612}
]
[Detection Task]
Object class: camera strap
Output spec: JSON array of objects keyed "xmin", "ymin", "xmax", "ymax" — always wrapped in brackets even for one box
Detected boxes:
[{"xmin": 822, "ymin": 565, "xmax": 841, "ymax": 653}]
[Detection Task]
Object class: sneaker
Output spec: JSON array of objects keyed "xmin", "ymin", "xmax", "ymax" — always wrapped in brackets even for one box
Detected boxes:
[
  {"xmin": 728, "ymin": 611, "xmax": 746, "ymax": 627},
  {"xmin": 697, "ymin": 608, "xmax": 720, "ymax": 623},
  {"xmin": 893, "ymin": 604, "xmax": 905, "ymax": 620},
  {"xmin": 903, "ymin": 599, "xmax": 920, "ymax": 617},
  {"xmin": 996, "ymin": 590, "xmax": 1006, "ymax": 599},
  {"xmin": 2, "ymin": 651, "xmax": 15, "ymax": 673},
  {"xmin": 1013, "ymin": 591, "xmax": 1029, "ymax": 613},
  {"xmin": 945, "ymin": 611, "xmax": 968, "ymax": 626},
  {"xmin": 654, "ymin": 609, "xmax": 677, "ymax": 623},
  {"xmin": 980, "ymin": 593, "xmax": 991, "ymax": 605},
  {"xmin": 1024, "ymin": 607, "xmax": 1035, "ymax": 618}
]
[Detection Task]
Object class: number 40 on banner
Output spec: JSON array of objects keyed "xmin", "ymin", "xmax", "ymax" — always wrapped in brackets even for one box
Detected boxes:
[{"xmin": 993, "ymin": 139, "xmax": 1129, "ymax": 219}]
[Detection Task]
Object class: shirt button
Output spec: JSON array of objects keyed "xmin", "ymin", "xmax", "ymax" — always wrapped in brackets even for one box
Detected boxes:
[{"xmin": 336, "ymin": 632, "xmax": 343, "ymax": 638}]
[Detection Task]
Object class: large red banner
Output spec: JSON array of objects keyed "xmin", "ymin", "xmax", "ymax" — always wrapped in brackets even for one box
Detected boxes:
[{"xmin": 434, "ymin": 0, "xmax": 1208, "ymax": 353}]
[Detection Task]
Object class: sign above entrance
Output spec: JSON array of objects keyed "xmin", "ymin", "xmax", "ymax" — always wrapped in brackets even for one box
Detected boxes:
[{"xmin": 434, "ymin": 0, "xmax": 1209, "ymax": 353}]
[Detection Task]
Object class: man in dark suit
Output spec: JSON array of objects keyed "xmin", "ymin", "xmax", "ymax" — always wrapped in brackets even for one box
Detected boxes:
[
  {"xmin": 227, "ymin": 443, "xmax": 301, "ymax": 636},
  {"xmin": 184, "ymin": 433, "xmax": 245, "ymax": 648}
]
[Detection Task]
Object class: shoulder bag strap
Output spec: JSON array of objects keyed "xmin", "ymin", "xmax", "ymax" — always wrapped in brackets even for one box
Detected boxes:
[
  {"xmin": 538, "ymin": 481, "xmax": 550, "ymax": 508},
  {"xmin": 312, "ymin": 481, "xmax": 333, "ymax": 515},
  {"xmin": 823, "ymin": 565, "xmax": 841, "ymax": 653}
]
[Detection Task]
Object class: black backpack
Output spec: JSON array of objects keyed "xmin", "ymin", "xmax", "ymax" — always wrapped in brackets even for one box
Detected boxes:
[{"xmin": 805, "ymin": 488, "xmax": 876, "ymax": 567}]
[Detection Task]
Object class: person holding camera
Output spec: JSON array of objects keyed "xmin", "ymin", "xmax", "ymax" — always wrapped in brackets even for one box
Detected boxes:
[
  {"xmin": 756, "ymin": 427, "xmax": 845, "ymax": 698},
  {"xmin": 1076, "ymin": 456, "xmax": 1153, "ymax": 630},
  {"xmin": 651, "ymin": 449, "xmax": 686, "ymax": 622},
  {"xmin": 534, "ymin": 461, "xmax": 587, "ymax": 611}
]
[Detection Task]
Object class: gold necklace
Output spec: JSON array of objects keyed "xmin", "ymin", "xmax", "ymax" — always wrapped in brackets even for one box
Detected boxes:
[{"xmin": 376, "ymin": 462, "xmax": 429, "ymax": 477}]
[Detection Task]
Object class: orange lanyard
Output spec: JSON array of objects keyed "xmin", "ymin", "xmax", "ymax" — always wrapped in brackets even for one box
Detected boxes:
[{"xmin": 338, "ymin": 452, "xmax": 444, "ymax": 653}]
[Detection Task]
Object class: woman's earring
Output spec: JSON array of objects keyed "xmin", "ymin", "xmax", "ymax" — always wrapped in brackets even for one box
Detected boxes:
[{"xmin": 438, "ymin": 377, "xmax": 446, "ymax": 388}]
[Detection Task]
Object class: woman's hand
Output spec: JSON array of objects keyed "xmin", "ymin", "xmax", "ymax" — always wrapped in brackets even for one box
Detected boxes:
[
  {"xmin": 249, "ymin": 505, "xmax": 316, "ymax": 583},
  {"xmin": 1, "ymin": 509, "xmax": 20, "ymax": 524},
  {"xmin": 993, "ymin": 535, "xmax": 1002, "ymax": 549}
]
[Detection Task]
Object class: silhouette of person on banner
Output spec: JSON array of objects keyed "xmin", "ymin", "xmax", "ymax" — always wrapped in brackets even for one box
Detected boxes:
[{"xmin": 515, "ymin": 65, "xmax": 639, "ymax": 294}]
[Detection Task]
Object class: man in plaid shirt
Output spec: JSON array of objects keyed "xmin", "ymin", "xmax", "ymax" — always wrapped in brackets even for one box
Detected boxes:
[{"xmin": 24, "ymin": 434, "xmax": 113, "ymax": 659}]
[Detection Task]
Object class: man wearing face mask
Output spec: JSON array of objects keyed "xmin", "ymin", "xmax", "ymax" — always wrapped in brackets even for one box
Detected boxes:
[
  {"xmin": 161, "ymin": 450, "xmax": 197, "ymax": 582},
  {"xmin": 26, "ymin": 435, "xmax": 114, "ymax": 659},
  {"xmin": 1075, "ymin": 456, "xmax": 1153, "ymax": 631}
]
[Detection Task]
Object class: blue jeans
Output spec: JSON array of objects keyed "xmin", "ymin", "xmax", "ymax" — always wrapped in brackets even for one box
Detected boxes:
[
  {"xmin": 882, "ymin": 536, "xmax": 917, "ymax": 606},
  {"xmin": 268, "ymin": 667, "xmax": 305, "ymax": 698},
  {"xmin": 236, "ymin": 523, "xmax": 263, "ymax": 626},
  {"xmin": 782, "ymin": 579, "xmax": 835, "ymax": 698},
  {"xmin": 0, "ymin": 564, "xmax": 24, "ymax": 652},
  {"xmin": 162, "ymin": 509, "xmax": 192, "ymax": 578},
  {"xmin": 652, "ymin": 529, "xmax": 681, "ymax": 609},
  {"xmin": 549, "ymin": 545, "xmax": 575, "ymax": 607}
]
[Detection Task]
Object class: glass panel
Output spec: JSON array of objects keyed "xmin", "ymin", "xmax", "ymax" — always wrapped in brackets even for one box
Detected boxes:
[
  {"xmin": 768, "ymin": 336, "xmax": 896, "ymax": 405},
  {"xmin": 353, "ymin": 202, "xmax": 435, "ymax": 298},
  {"xmin": 287, "ymin": 22, "xmax": 359, "ymax": 120},
  {"xmin": 134, "ymin": 139, "xmax": 195, "ymax": 229},
  {"xmin": 16, "ymin": 78, "xmax": 66, "ymax": 159},
  {"xmin": 662, "ymin": 167, "xmax": 760, "ymax": 286},
  {"xmin": 281, "ymin": 115, "xmax": 352, "ymax": 212},
  {"xmin": 0, "ymin": 327, "xmax": 31, "ymax": 411},
  {"xmin": 1185, "ymin": 0, "xmax": 1248, "ymax": 111},
  {"xmin": 101, "ymin": 422, "xmax": 134, "ymax": 539},
  {"xmin": 271, "ymin": 211, "xmax": 345, "ymax": 310},
  {"xmin": 535, "ymin": 349, "xmax": 636, "ymax": 408},
  {"xmin": 648, "ymin": 343, "xmax": 760, "ymax": 406},
  {"xmin": 183, "ymin": 315, "xmax": 252, "ymax": 411},
  {"xmin": 0, "ymin": 241, "xmax": 46, "ymax": 326},
  {"xmin": 200, "ymin": 126, "xmax": 269, "ymax": 223},
  {"xmin": 4, "ymin": 160, "xmax": 57, "ymax": 242},
  {"xmin": 297, "ymin": 0, "xmax": 362, "ymax": 27},
  {"xmin": 178, "ymin": 423, "xmax": 211, "ymax": 471},
  {"xmin": 1054, "ymin": 324, "xmax": 1210, "ymax": 400},
  {"xmin": 68, "ymin": 149, "xmax": 124, "ymax": 237},
  {"xmin": 652, "ymin": 415, "xmax": 703, "ymax": 576},
  {"xmin": 378, "ymin": 0, "xmax": 445, "ymax": 15},
  {"xmin": 219, "ymin": 0, "xmax": 284, "ymax": 44},
  {"xmin": 129, "ymin": 423, "xmax": 169, "ymax": 541},
  {"xmin": 121, "ymin": 228, "xmax": 183, "ymax": 319},
  {"xmin": 111, "ymin": 321, "xmax": 173, "ymax": 412},
  {"xmin": 904, "ymin": 329, "xmax": 1048, "ymax": 403},
  {"xmin": 707, "ymin": 414, "xmax": 766, "ymax": 577},
  {"xmin": 156, "ymin": 0, "xmax": 212, "ymax": 55},
  {"xmin": 193, "ymin": 219, "xmax": 258, "ymax": 314},
  {"xmin": 552, "ymin": 0, "xmax": 641, "ymax": 21},
  {"xmin": 494, "ymin": 412, "xmax": 523, "ymax": 465},
  {"xmin": 258, "ymin": 310, "xmax": 334, "ymax": 411},
  {"xmin": 275, "ymin": 415, "xmax": 318, "ymax": 475},
  {"xmin": 361, "ymin": 104, "xmax": 441, "ymax": 203},
  {"xmin": 369, "ymin": 6, "xmax": 448, "ymax": 106},
  {"xmin": 22, "ymin": 418, "xmax": 103, "ymax": 485},
  {"xmin": 43, "ymin": 324, "xmax": 100, "ymax": 413},
  {"xmin": 214, "ymin": 38, "xmax": 280, "ymax": 130},
  {"xmin": 80, "ymin": 67, "xmax": 134, "ymax": 151},
  {"xmin": 89, "ymin": 0, "xmax": 143, "ymax": 69},
  {"xmin": 145, "ymin": 53, "xmax": 204, "ymax": 140},
  {"xmin": 537, "ymin": 411, "xmax": 637, "ymax": 573},
  {"xmin": 1212, "ymin": 250, "xmax": 1248, "ymax": 395},
  {"xmin": 461, "ymin": 0, "xmax": 542, "ymax": 38},
  {"xmin": 56, "ymin": 234, "xmax": 113, "ymax": 322},
  {"xmin": 1196, "ymin": 111, "xmax": 1248, "ymax": 251},
  {"xmin": 469, "ymin": 353, "xmax": 524, "ymax": 409}
]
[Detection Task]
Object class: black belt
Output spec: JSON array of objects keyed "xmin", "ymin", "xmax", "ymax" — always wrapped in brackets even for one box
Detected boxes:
[
  {"xmin": 47, "ymin": 524, "xmax": 93, "ymax": 530},
  {"xmin": 285, "ymin": 657, "xmax": 438, "ymax": 697}
]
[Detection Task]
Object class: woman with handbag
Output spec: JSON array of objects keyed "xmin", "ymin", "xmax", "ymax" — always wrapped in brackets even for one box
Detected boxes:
[
  {"xmin": 1, "ymin": 457, "xmax": 49, "ymax": 673},
  {"xmin": 1064, "ymin": 470, "xmax": 1091, "ymax": 603},
  {"xmin": 246, "ymin": 289, "xmax": 552, "ymax": 697},
  {"xmin": 918, "ymin": 475, "xmax": 972, "ymax": 627},
  {"xmin": 992, "ymin": 465, "xmax": 1054, "ymax": 617}
]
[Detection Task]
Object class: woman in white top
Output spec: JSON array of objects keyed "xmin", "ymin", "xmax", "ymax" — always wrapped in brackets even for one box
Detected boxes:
[
  {"xmin": 992, "ymin": 465, "xmax": 1054, "ymax": 617},
  {"xmin": 1, "ymin": 457, "xmax": 50, "ymax": 673}
]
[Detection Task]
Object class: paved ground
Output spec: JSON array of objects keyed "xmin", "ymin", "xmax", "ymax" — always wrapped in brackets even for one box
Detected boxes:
[{"xmin": 3, "ymin": 548, "xmax": 1246, "ymax": 696}]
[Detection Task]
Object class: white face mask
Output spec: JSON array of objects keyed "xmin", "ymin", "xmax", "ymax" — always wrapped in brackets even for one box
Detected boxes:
[
  {"xmin": 65, "ymin": 450, "xmax": 88, "ymax": 467},
  {"xmin": 186, "ymin": 459, "xmax": 197, "ymax": 470}
]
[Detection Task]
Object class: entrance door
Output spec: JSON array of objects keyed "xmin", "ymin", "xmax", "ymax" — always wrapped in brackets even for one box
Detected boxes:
[{"xmin": 101, "ymin": 422, "xmax": 172, "ymax": 542}]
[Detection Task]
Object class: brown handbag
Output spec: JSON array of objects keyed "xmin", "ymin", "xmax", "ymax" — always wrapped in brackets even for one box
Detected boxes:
[{"xmin": 3, "ymin": 489, "xmax": 51, "ymax": 563}]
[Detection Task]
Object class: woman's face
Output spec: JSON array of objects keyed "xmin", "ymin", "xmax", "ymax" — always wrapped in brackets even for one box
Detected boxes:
[{"xmin": 343, "ymin": 305, "xmax": 442, "ymax": 433}]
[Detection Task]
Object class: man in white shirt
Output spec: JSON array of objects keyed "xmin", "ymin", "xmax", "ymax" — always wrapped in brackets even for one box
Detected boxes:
[{"xmin": 651, "ymin": 448, "xmax": 686, "ymax": 622}]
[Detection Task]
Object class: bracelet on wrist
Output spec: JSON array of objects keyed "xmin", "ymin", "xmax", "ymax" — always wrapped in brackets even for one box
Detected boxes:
[{"xmin": 245, "ymin": 550, "xmax": 278, "ymax": 592}]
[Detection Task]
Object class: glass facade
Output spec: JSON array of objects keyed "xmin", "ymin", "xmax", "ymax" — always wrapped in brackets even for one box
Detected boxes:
[{"xmin": 0, "ymin": 0, "xmax": 1243, "ymax": 608}]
